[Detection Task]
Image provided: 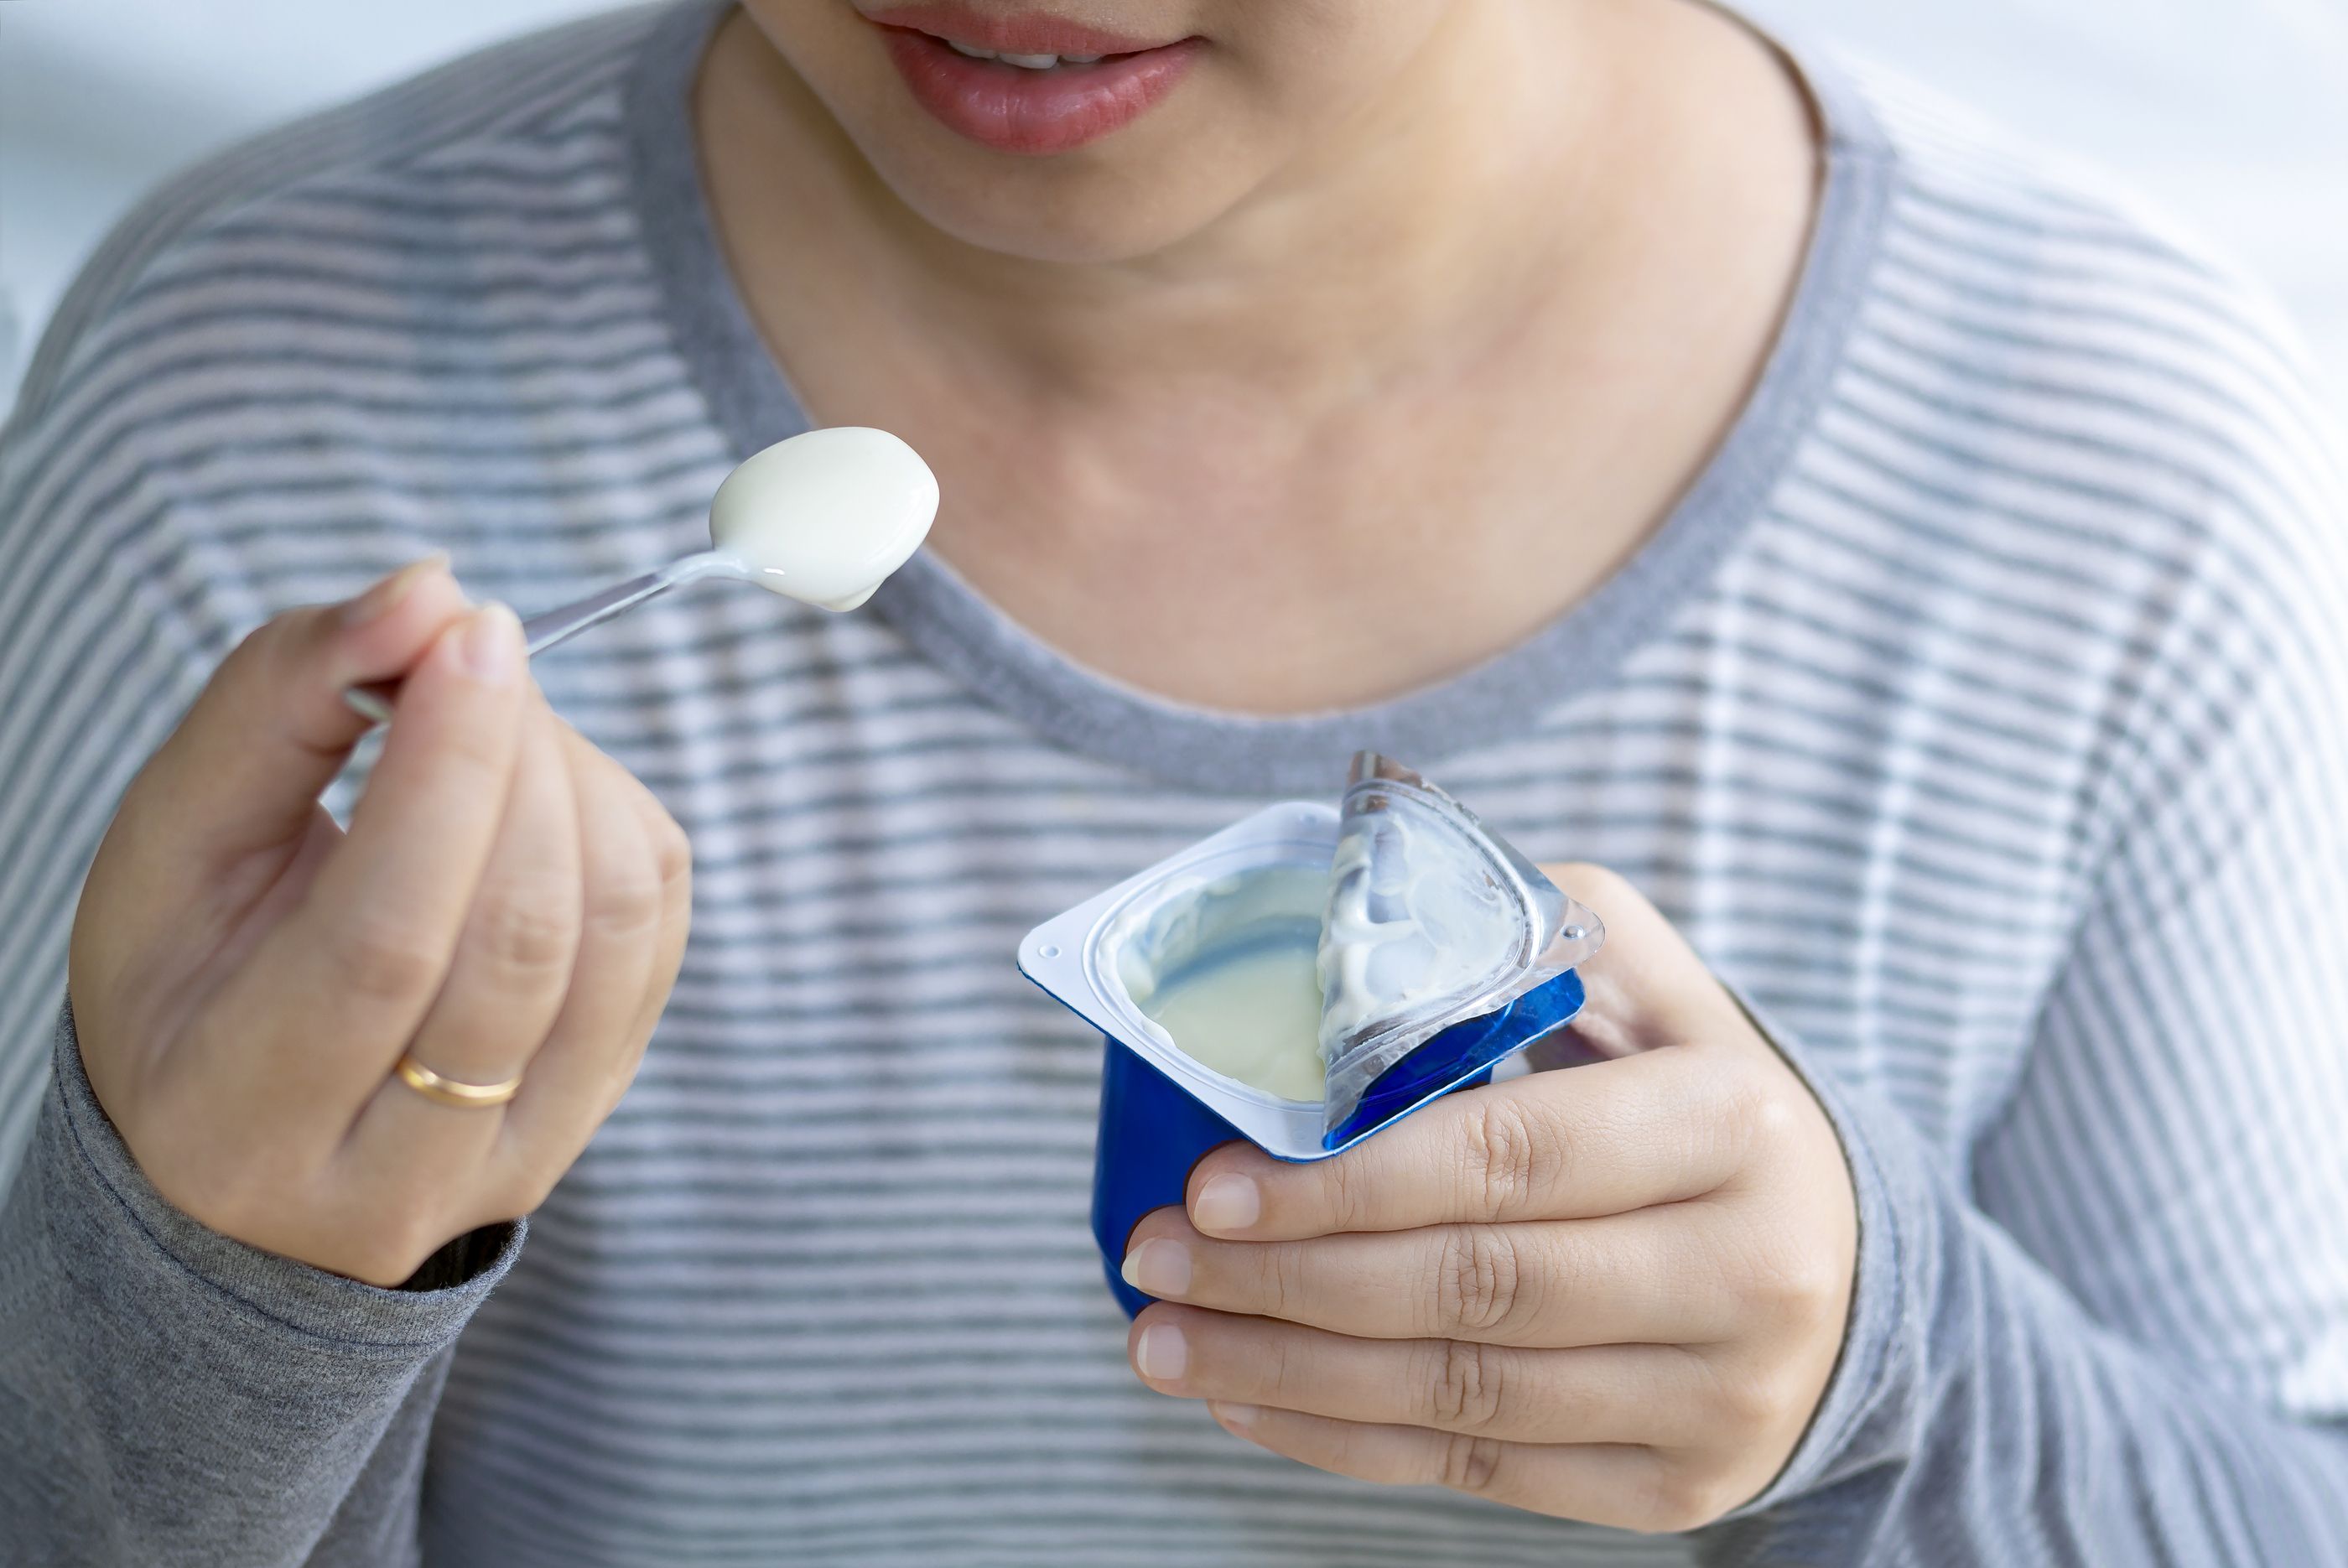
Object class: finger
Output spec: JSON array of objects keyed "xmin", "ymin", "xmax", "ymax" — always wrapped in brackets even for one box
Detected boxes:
[
  {"xmin": 1540, "ymin": 862, "xmax": 1755, "ymax": 1059},
  {"xmin": 122, "ymin": 557, "xmax": 467, "ymax": 881},
  {"xmin": 1129, "ymin": 1304, "xmax": 1713, "ymax": 1448},
  {"xmin": 1185, "ymin": 1047, "xmax": 1753, "ymax": 1241},
  {"xmin": 1125, "ymin": 1208, "xmax": 1736, "ymax": 1347},
  {"xmin": 1200, "ymin": 1404, "xmax": 1718, "ymax": 1533},
  {"xmin": 200, "ymin": 606, "xmax": 529, "ymax": 1118},
  {"xmin": 599, "ymin": 787, "xmax": 693, "ymax": 1124},
  {"xmin": 403, "ymin": 694, "xmax": 583, "ymax": 1085},
  {"xmin": 343, "ymin": 695, "xmax": 582, "ymax": 1168},
  {"xmin": 495, "ymin": 724, "xmax": 680, "ymax": 1177}
]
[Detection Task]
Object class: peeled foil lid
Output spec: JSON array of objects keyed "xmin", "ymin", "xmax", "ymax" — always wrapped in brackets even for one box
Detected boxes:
[{"xmin": 1316, "ymin": 754, "xmax": 1604, "ymax": 1139}]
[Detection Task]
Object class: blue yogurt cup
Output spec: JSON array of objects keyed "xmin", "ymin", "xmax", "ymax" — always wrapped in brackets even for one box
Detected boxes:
[{"xmin": 1019, "ymin": 802, "xmax": 1594, "ymax": 1317}]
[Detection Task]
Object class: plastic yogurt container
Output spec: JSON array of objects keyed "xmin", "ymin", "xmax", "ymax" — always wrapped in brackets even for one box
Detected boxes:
[{"xmin": 1019, "ymin": 755, "xmax": 1604, "ymax": 1316}]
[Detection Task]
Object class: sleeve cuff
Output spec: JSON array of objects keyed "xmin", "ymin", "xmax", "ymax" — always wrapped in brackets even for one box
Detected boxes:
[{"xmin": 41, "ymin": 1004, "xmax": 522, "ymax": 1351}]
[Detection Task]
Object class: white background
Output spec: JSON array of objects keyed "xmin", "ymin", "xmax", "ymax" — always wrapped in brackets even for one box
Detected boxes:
[{"xmin": 3, "ymin": 0, "xmax": 2345, "ymax": 418}]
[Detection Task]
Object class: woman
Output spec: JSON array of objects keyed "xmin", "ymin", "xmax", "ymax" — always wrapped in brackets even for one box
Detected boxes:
[{"xmin": 3, "ymin": 1, "xmax": 2343, "ymax": 1562}]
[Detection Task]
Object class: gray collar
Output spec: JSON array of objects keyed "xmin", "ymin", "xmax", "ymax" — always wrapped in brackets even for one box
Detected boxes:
[{"xmin": 622, "ymin": 0, "xmax": 1895, "ymax": 796}]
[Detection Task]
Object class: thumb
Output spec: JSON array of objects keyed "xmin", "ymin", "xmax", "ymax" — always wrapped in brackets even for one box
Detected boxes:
[
  {"xmin": 122, "ymin": 556, "xmax": 471, "ymax": 877},
  {"xmin": 1540, "ymin": 862, "xmax": 1746, "ymax": 1057}
]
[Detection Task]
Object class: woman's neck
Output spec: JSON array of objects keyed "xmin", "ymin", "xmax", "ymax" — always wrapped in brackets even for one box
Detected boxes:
[{"xmin": 693, "ymin": 0, "xmax": 1820, "ymax": 713}]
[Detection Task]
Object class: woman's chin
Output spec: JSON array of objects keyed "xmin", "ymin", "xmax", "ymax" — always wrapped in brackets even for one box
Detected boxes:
[
  {"xmin": 863, "ymin": 143, "xmax": 1252, "ymax": 267},
  {"xmin": 911, "ymin": 190, "xmax": 1213, "ymax": 266}
]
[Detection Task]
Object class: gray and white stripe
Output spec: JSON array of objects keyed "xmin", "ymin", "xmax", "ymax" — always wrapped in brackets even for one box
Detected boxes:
[{"xmin": 3, "ymin": 2, "xmax": 2343, "ymax": 1563}]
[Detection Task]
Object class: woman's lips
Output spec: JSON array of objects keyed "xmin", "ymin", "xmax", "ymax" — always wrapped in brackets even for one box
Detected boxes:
[{"xmin": 865, "ymin": 8, "xmax": 1200, "ymax": 156}]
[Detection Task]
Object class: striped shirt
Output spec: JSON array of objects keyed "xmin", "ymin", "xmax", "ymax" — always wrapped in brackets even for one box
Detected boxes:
[{"xmin": 3, "ymin": 3, "xmax": 2346, "ymax": 1564}]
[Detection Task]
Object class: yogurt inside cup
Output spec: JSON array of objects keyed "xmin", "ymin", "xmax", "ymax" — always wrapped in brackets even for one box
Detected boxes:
[{"xmin": 1119, "ymin": 864, "xmax": 1327, "ymax": 1103}]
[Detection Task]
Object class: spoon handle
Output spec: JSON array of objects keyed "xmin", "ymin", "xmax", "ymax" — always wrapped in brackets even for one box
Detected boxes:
[
  {"xmin": 342, "ymin": 552, "xmax": 737, "ymax": 724},
  {"xmin": 517, "ymin": 567, "xmax": 683, "ymax": 655}
]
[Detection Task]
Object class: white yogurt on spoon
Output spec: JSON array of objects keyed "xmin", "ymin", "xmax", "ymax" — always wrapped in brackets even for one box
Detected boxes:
[{"xmin": 705, "ymin": 426, "xmax": 939, "ymax": 610}]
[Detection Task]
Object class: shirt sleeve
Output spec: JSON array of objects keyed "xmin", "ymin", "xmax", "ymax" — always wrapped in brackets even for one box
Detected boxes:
[
  {"xmin": 0, "ymin": 212, "xmax": 514, "ymax": 1565},
  {"xmin": 1710, "ymin": 369, "xmax": 2348, "ymax": 1563},
  {"xmin": 0, "ymin": 1013, "xmax": 522, "ymax": 1567}
]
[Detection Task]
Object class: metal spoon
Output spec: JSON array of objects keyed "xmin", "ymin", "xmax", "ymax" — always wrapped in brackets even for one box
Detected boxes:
[
  {"xmin": 341, "ymin": 428, "xmax": 939, "ymax": 724},
  {"xmin": 342, "ymin": 553, "xmax": 747, "ymax": 723}
]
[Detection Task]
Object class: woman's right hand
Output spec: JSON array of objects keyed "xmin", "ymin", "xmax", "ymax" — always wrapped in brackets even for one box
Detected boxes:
[{"xmin": 67, "ymin": 559, "xmax": 692, "ymax": 1286}]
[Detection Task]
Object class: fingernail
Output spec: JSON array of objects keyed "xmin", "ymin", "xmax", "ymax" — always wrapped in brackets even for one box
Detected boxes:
[
  {"xmin": 1210, "ymin": 1402, "xmax": 1260, "ymax": 1430},
  {"xmin": 1120, "ymin": 1238, "xmax": 1192, "ymax": 1299},
  {"xmin": 1192, "ymin": 1174, "xmax": 1260, "ymax": 1235},
  {"xmin": 1135, "ymin": 1322, "xmax": 1187, "ymax": 1382},
  {"xmin": 462, "ymin": 603, "xmax": 523, "ymax": 685},
  {"xmin": 340, "ymin": 553, "xmax": 449, "ymax": 628}
]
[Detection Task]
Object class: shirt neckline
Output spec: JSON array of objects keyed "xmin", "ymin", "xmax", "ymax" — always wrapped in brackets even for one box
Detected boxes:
[{"xmin": 621, "ymin": 0, "xmax": 1896, "ymax": 796}]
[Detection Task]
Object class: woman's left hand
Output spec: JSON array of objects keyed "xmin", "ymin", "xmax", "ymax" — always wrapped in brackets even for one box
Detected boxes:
[{"xmin": 1120, "ymin": 864, "xmax": 1858, "ymax": 1534}]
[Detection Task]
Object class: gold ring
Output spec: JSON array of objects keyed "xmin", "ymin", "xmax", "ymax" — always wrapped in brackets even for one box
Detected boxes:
[{"xmin": 392, "ymin": 1054, "xmax": 522, "ymax": 1109}]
